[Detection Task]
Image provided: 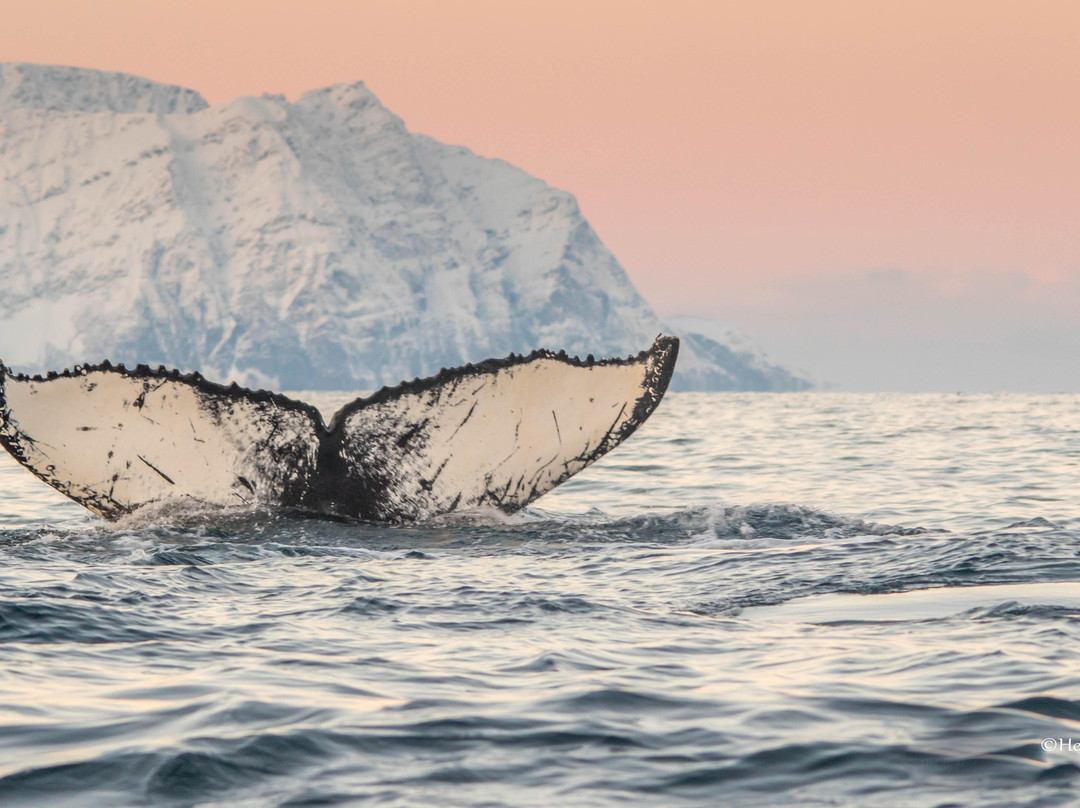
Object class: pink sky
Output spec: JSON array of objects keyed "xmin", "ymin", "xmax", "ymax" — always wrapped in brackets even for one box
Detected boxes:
[{"xmin": 3, "ymin": 0, "xmax": 1078, "ymax": 321}]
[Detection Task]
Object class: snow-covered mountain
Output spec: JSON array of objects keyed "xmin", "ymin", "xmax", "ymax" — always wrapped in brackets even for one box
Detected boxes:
[{"xmin": 0, "ymin": 63, "xmax": 808, "ymax": 391}]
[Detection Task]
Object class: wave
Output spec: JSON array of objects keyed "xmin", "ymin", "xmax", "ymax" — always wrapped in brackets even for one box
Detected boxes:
[
  {"xmin": 2, "ymin": 717, "xmax": 1077, "ymax": 808},
  {"xmin": 417, "ymin": 502, "xmax": 928, "ymax": 549},
  {"xmin": 0, "ymin": 501, "xmax": 925, "ymax": 554}
]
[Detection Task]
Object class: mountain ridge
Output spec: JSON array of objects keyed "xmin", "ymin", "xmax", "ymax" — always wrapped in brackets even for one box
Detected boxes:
[{"xmin": 0, "ymin": 62, "xmax": 208, "ymax": 115}]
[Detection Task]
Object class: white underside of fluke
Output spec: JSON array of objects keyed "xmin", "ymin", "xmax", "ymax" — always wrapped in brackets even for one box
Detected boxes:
[
  {"xmin": 0, "ymin": 369, "xmax": 319, "ymax": 518},
  {"xmin": 0, "ymin": 337, "xmax": 678, "ymax": 522}
]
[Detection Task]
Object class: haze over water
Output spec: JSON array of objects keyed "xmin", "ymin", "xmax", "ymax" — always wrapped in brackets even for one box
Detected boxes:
[{"xmin": 1, "ymin": 392, "xmax": 1079, "ymax": 806}]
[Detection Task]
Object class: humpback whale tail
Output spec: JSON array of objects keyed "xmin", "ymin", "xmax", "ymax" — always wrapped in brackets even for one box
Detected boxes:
[{"xmin": 0, "ymin": 336, "xmax": 679, "ymax": 522}]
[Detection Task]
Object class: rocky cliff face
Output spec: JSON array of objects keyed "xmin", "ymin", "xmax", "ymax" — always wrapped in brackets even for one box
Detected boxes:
[{"xmin": 0, "ymin": 63, "xmax": 808, "ymax": 391}]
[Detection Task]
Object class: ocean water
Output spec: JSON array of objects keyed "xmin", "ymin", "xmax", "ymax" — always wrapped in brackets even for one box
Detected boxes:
[{"xmin": 2, "ymin": 392, "xmax": 1080, "ymax": 807}]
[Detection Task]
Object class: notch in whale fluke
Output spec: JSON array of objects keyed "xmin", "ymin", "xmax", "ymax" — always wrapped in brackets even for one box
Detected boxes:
[{"xmin": 0, "ymin": 336, "xmax": 679, "ymax": 522}]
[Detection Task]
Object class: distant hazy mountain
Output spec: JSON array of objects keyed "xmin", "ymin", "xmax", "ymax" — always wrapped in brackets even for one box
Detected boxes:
[
  {"xmin": 0, "ymin": 62, "xmax": 809, "ymax": 391},
  {"xmin": 663, "ymin": 315, "xmax": 813, "ymax": 391}
]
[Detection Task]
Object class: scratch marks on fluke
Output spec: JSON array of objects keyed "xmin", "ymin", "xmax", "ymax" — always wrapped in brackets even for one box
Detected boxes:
[
  {"xmin": 0, "ymin": 336, "xmax": 678, "ymax": 522},
  {"xmin": 137, "ymin": 455, "xmax": 175, "ymax": 485}
]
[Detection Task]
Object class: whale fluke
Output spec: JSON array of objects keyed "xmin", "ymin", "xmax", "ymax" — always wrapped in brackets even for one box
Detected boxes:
[{"xmin": 0, "ymin": 336, "xmax": 678, "ymax": 522}]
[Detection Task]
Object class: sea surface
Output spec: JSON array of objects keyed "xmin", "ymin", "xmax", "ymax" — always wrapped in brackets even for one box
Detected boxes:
[{"xmin": 2, "ymin": 392, "xmax": 1080, "ymax": 807}]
